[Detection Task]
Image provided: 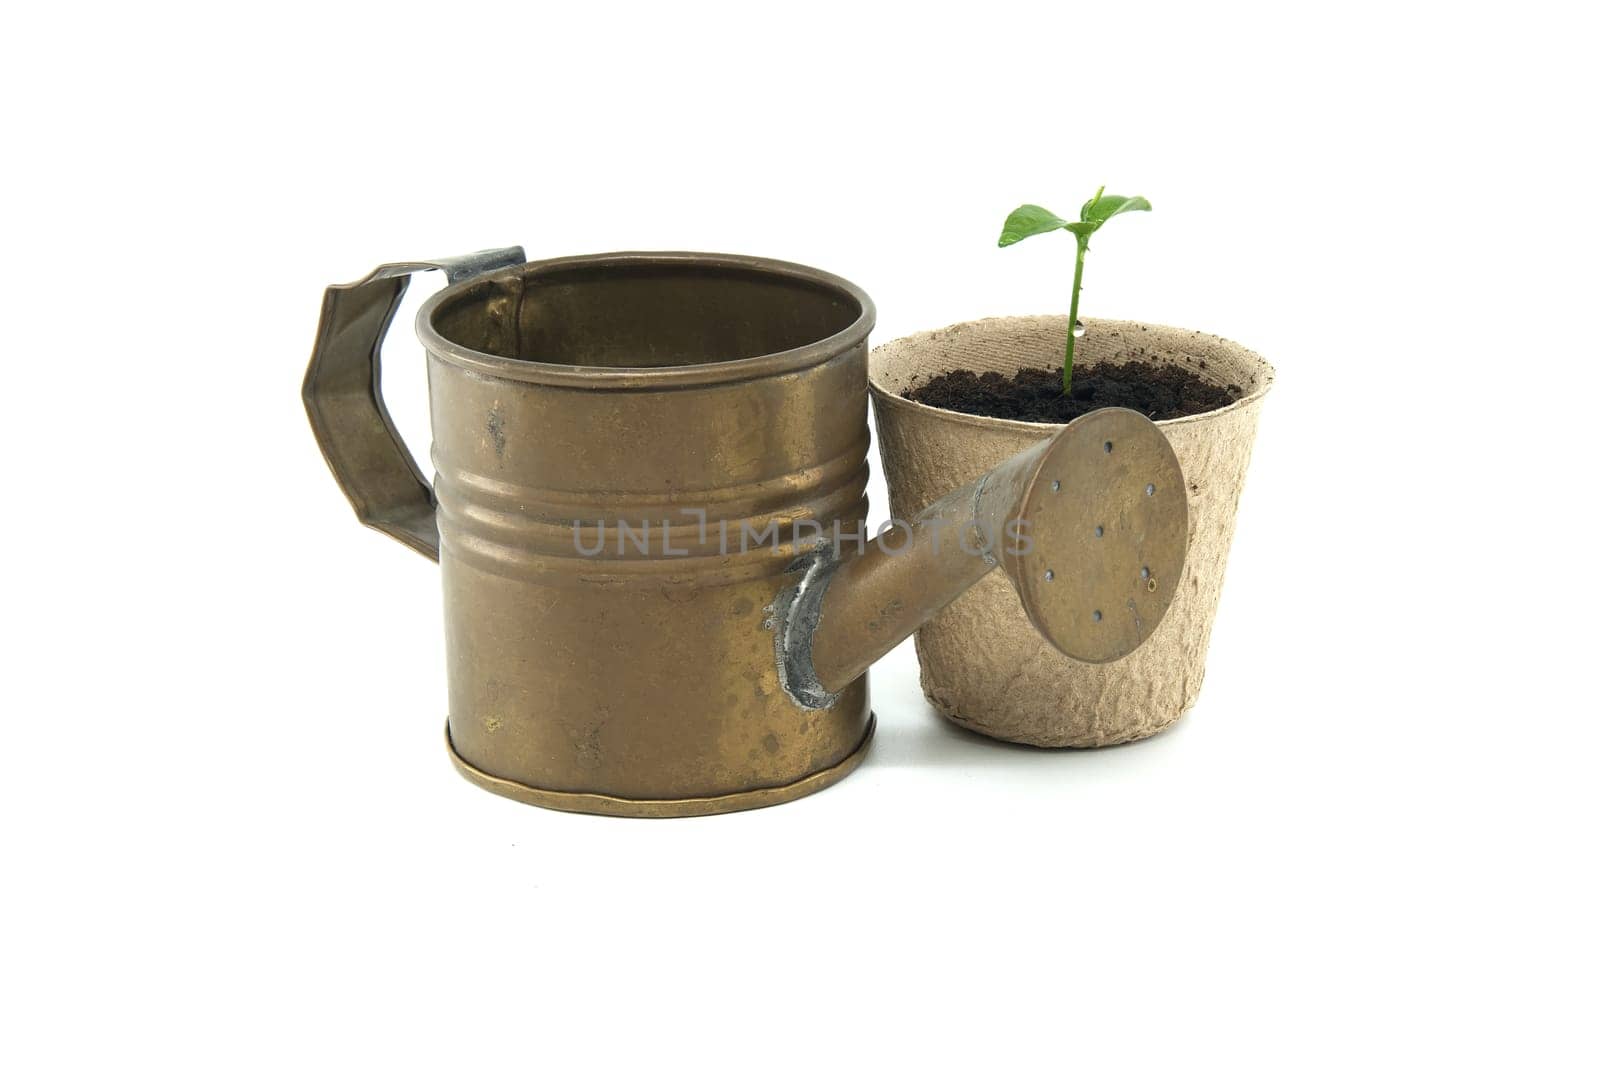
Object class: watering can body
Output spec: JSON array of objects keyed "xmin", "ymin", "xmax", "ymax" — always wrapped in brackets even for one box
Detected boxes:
[{"xmin": 304, "ymin": 249, "xmax": 1189, "ymax": 816}]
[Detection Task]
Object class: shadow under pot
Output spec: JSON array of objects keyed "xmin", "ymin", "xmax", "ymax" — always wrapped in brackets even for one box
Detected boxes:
[{"xmin": 868, "ymin": 316, "xmax": 1275, "ymax": 747}]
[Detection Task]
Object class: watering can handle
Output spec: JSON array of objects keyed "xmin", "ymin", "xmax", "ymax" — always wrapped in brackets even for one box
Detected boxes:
[{"xmin": 301, "ymin": 247, "xmax": 526, "ymax": 561}]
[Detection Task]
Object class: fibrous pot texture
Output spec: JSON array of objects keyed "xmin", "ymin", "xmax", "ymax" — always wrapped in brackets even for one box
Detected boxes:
[{"xmin": 869, "ymin": 317, "xmax": 1273, "ymax": 747}]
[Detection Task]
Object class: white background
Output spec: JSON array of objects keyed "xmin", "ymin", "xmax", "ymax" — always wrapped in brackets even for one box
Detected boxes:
[{"xmin": 3, "ymin": 3, "xmax": 1595, "ymax": 1061}]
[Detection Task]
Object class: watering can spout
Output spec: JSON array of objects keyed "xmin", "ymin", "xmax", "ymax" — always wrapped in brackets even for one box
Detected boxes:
[{"xmin": 772, "ymin": 407, "xmax": 1190, "ymax": 708}]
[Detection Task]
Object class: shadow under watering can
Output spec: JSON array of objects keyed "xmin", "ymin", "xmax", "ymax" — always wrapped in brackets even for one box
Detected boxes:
[{"xmin": 303, "ymin": 248, "xmax": 1189, "ymax": 816}]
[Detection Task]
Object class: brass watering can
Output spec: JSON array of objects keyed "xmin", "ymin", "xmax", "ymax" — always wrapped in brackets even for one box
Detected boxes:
[{"xmin": 303, "ymin": 248, "xmax": 1189, "ymax": 816}]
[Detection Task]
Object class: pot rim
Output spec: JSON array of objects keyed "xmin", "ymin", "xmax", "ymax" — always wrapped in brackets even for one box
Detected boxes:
[
  {"xmin": 868, "ymin": 315, "xmax": 1275, "ymax": 432},
  {"xmin": 416, "ymin": 250, "xmax": 876, "ymax": 391}
]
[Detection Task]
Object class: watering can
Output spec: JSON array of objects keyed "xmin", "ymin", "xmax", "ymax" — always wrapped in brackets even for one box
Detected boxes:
[{"xmin": 303, "ymin": 248, "xmax": 1189, "ymax": 816}]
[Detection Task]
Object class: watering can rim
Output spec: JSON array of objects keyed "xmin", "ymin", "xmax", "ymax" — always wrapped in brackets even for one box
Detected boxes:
[{"xmin": 414, "ymin": 249, "xmax": 876, "ymax": 392}]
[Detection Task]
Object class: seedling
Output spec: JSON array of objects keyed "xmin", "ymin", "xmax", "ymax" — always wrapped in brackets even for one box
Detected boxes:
[{"xmin": 999, "ymin": 187, "xmax": 1151, "ymax": 393}]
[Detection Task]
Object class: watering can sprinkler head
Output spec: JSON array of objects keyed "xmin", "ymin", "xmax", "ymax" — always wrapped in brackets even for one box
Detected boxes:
[{"xmin": 773, "ymin": 406, "xmax": 1189, "ymax": 708}]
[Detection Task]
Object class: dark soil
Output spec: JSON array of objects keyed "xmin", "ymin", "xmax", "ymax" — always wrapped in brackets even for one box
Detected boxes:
[{"xmin": 905, "ymin": 360, "xmax": 1242, "ymax": 424}]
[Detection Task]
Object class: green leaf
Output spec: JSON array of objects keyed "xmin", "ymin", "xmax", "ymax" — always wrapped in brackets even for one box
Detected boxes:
[
  {"xmin": 999, "ymin": 204, "xmax": 1073, "ymax": 247},
  {"xmin": 1081, "ymin": 193, "xmax": 1152, "ymax": 226}
]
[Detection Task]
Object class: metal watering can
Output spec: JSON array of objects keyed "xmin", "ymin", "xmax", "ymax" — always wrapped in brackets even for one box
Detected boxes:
[{"xmin": 303, "ymin": 248, "xmax": 1189, "ymax": 816}]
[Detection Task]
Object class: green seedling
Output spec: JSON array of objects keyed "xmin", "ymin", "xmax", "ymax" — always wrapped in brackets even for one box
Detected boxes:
[{"xmin": 999, "ymin": 187, "xmax": 1151, "ymax": 393}]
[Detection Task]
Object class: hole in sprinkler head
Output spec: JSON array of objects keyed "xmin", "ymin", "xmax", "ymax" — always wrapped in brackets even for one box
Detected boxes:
[
  {"xmin": 1050, "ymin": 480, "xmax": 1060, "ymax": 493},
  {"xmin": 1103, "ymin": 441, "xmax": 1114, "ymax": 453},
  {"xmin": 1044, "ymin": 569, "xmax": 1055, "ymax": 582},
  {"xmin": 1147, "ymin": 578, "xmax": 1158, "ymax": 592},
  {"xmin": 1092, "ymin": 610, "xmax": 1103, "ymax": 622},
  {"xmin": 1094, "ymin": 525, "xmax": 1104, "ymax": 538},
  {"xmin": 1146, "ymin": 483, "xmax": 1156, "ymax": 496}
]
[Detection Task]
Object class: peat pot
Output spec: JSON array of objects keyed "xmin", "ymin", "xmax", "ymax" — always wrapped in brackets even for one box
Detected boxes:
[
  {"xmin": 303, "ymin": 252, "xmax": 1192, "ymax": 815},
  {"xmin": 870, "ymin": 316, "xmax": 1274, "ymax": 747}
]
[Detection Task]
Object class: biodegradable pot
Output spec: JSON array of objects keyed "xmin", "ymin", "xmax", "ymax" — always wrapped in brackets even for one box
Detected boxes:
[{"xmin": 869, "ymin": 316, "xmax": 1274, "ymax": 747}]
